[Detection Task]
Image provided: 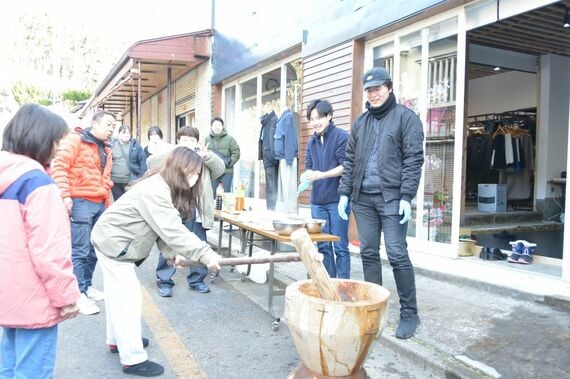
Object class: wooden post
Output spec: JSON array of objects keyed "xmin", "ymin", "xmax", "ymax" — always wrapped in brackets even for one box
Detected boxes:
[{"xmin": 290, "ymin": 228, "xmax": 341, "ymax": 301}]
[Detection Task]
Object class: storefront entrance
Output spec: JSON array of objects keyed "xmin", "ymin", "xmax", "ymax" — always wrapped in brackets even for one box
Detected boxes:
[{"xmin": 462, "ymin": 0, "xmax": 569, "ymax": 265}]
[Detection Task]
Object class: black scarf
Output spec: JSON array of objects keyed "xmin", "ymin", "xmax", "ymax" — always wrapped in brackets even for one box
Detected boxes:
[{"xmin": 366, "ymin": 92, "xmax": 396, "ymax": 120}]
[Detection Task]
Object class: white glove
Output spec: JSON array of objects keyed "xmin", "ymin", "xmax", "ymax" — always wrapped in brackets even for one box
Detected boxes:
[
  {"xmin": 399, "ymin": 199, "xmax": 412, "ymax": 225},
  {"xmin": 338, "ymin": 195, "xmax": 349, "ymax": 220}
]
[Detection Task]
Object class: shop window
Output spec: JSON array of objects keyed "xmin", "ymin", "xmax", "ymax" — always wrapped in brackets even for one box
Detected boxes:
[
  {"xmin": 236, "ymin": 77, "xmax": 258, "ymax": 197},
  {"xmin": 175, "ymin": 111, "xmax": 195, "ymax": 134},
  {"xmin": 224, "ymin": 86, "xmax": 236, "ymax": 133},
  {"xmin": 373, "ymin": 42, "xmax": 394, "ymax": 77},
  {"xmin": 259, "ymin": 68, "xmax": 282, "ymax": 200},
  {"xmin": 286, "ymin": 59, "xmax": 302, "ymax": 113},
  {"xmin": 399, "ymin": 31, "xmax": 422, "ymax": 115},
  {"xmin": 418, "ymin": 20, "xmax": 458, "ymax": 244}
]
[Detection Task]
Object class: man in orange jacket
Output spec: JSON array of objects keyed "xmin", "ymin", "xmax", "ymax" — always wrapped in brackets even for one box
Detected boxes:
[{"xmin": 51, "ymin": 111, "xmax": 115, "ymax": 315}]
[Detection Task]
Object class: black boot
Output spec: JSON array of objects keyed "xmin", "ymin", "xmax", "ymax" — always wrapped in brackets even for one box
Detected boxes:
[
  {"xmin": 392, "ymin": 266, "xmax": 419, "ymax": 339},
  {"xmin": 395, "ymin": 313, "xmax": 420, "ymax": 339}
]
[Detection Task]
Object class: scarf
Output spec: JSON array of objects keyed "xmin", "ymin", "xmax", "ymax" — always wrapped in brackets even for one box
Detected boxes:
[{"xmin": 366, "ymin": 92, "xmax": 396, "ymax": 120}]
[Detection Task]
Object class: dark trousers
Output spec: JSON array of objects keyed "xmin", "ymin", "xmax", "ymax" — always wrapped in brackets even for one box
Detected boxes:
[
  {"xmin": 111, "ymin": 182, "xmax": 127, "ymax": 201},
  {"xmin": 155, "ymin": 219, "xmax": 208, "ymax": 287},
  {"xmin": 211, "ymin": 172, "xmax": 233, "ymax": 196},
  {"xmin": 264, "ymin": 164, "xmax": 279, "ymax": 210},
  {"xmin": 70, "ymin": 198, "xmax": 105, "ymax": 293},
  {"xmin": 351, "ymin": 193, "xmax": 418, "ymax": 316}
]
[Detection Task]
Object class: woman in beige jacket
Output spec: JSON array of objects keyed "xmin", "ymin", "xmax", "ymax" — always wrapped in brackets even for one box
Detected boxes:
[{"xmin": 91, "ymin": 146, "xmax": 221, "ymax": 377}]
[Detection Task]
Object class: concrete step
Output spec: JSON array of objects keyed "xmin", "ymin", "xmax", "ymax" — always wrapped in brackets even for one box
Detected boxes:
[
  {"xmin": 461, "ymin": 210, "xmax": 543, "ymax": 226},
  {"xmin": 463, "ymin": 220, "xmax": 563, "ymax": 235}
]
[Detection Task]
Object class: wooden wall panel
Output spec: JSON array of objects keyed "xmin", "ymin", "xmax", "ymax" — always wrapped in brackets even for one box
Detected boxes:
[
  {"xmin": 195, "ymin": 61, "xmax": 212, "ymax": 138},
  {"xmin": 298, "ymin": 41, "xmax": 356, "ymax": 205}
]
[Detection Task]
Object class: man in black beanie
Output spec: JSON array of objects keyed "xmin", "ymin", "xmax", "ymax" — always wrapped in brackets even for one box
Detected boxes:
[{"xmin": 338, "ymin": 67, "xmax": 424, "ymax": 338}]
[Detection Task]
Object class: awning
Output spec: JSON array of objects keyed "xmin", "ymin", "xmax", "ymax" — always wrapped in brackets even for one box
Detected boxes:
[{"xmin": 80, "ymin": 30, "xmax": 212, "ymax": 118}]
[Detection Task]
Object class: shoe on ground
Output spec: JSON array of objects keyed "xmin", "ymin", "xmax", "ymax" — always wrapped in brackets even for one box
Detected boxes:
[
  {"xmin": 190, "ymin": 282, "xmax": 210, "ymax": 294},
  {"xmin": 77, "ymin": 293, "xmax": 100, "ymax": 315},
  {"xmin": 158, "ymin": 285, "xmax": 173, "ymax": 297},
  {"xmin": 109, "ymin": 337, "xmax": 149, "ymax": 354},
  {"xmin": 86, "ymin": 286, "xmax": 105, "ymax": 301},
  {"xmin": 518, "ymin": 252, "xmax": 533, "ymax": 264},
  {"xmin": 395, "ymin": 313, "xmax": 420, "ymax": 339},
  {"xmin": 508, "ymin": 252, "xmax": 521, "ymax": 263},
  {"xmin": 122, "ymin": 360, "xmax": 164, "ymax": 377}
]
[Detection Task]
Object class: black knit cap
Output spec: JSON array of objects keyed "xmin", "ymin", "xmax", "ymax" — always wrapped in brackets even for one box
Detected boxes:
[{"xmin": 362, "ymin": 67, "xmax": 391, "ymax": 90}]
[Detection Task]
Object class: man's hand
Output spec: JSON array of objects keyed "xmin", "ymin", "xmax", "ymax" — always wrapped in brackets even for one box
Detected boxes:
[
  {"xmin": 338, "ymin": 195, "xmax": 349, "ymax": 220},
  {"xmin": 399, "ymin": 200, "xmax": 412, "ymax": 224}
]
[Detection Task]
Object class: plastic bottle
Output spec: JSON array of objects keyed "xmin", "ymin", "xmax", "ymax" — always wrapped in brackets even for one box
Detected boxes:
[
  {"xmin": 235, "ymin": 182, "xmax": 245, "ymax": 211},
  {"xmin": 215, "ymin": 183, "xmax": 224, "ymax": 210}
]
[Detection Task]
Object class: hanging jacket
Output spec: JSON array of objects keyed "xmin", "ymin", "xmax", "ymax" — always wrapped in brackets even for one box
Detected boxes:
[
  {"xmin": 274, "ymin": 109, "xmax": 298, "ymax": 165},
  {"xmin": 0, "ymin": 152, "xmax": 80, "ymax": 329},
  {"xmin": 259, "ymin": 110, "xmax": 278, "ymax": 168}
]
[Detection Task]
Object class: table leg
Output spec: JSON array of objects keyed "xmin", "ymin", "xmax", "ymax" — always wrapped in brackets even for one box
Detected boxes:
[
  {"xmin": 228, "ymin": 223, "xmax": 233, "ymax": 256},
  {"xmin": 268, "ymin": 239, "xmax": 281, "ymax": 330},
  {"xmin": 217, "ymin": 219, "xmax": 224, "ymax": 256}
]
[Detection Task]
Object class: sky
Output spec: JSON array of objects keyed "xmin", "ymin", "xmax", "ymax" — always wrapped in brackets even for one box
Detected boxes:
[
  {"xmin": 1, "ymin": 0, "xmax": 212, "ymax": 49},
  {"xmin": 0, "ymin": 0, "xmax": 212, "ymax": 127}
]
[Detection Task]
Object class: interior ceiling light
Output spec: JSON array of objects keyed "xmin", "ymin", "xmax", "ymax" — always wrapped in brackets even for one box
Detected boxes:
[{"xmin": 564, "ymin": 6, "xmax": 570, "ymax": 28}]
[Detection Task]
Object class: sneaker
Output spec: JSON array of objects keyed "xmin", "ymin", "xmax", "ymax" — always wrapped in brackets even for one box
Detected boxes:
[
  {"xmin": 158, "ymin": 285, "xmax": 173, "ymax": 297},
  {"xmin": 518, "ymin": 245, "xmax": 535, "ymax": 265},
  {"xmin": 122, "ymin": 360, "xmax": 164, "ymax": 377},
  {"xmin": 508, "ymin": 241, "xmax": 524, "ymax": 263},
  {"xmin": 395, "ymin": 313, "xmax": 420, "ymax": 339},
  {"xmin": 77, "ymin": 293, "xmax": 100, "ymax": 315},
  {"xmin": 109, "ymin": 337, "xmax": 149, "ymax": 354},
  {"xmin": 507, "ymin": 252, "xmax": 521, "ymax": 263},
  {"xmin": 189, "ymin": 282, "xmax": 210, "ymax": 294},
  {"xmin": 86, "ymin": 287, "xmax": 105, "ymax": 301}
]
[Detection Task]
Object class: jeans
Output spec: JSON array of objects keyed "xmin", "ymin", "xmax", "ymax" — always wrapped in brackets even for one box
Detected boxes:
[
  {"xmin": 211, "ymin": 172, "xmax": 233, "ymax": 196},
  {"xmin": 155, "ymin": 219, "xmax": 208, "ymax": 288},
  {"xmin": 0, "ymin": 325, "xmax": 58, "ymax": 379},
  {"xmin": 311, "ymin": 202, "xmax": 350, "ymax": 279},
  {"xmin": 70, "ymin": 198, "xmax": 106, "ymax": 293},
  {"xmin": 351, "ymin": 193, "xmax": 418, "ymax": 316},
  {"xmin": 111, "ymin": 182, "xmax": 128, "ymax": 201}
]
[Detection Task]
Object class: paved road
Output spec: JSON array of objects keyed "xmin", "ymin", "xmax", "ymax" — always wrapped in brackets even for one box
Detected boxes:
[{"xmin": 47, "ymin": 248, "xmax": 429, "ymax": 378}]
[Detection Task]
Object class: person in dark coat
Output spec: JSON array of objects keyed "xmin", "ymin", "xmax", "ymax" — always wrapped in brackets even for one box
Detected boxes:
[{"xmin": 338, "ymin": 67, "xmax": 424, "ymax": 339}]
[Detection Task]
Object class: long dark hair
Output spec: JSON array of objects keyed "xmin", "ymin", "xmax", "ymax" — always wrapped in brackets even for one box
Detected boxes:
[
  {"xmin": 2, "ymin": 104, "xmax": 68, "ymax": 166},
  {"xmin": 137, "ymin": 146, "xmax": 203, "ymax": 218}
]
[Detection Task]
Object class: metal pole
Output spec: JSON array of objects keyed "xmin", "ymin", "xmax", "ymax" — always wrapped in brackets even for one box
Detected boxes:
[
  {"xmin": 136, "ymin": 60, "xmax": 142, "ymax": 140},
  {"xmin": 167, "ymin": 67, "xmax": 172, "ymax": 143}
]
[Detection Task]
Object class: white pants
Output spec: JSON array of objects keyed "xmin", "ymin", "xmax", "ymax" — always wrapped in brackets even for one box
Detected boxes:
[
  {"xmin": 95, "ymin": 249, "xmax": 147, "ymax": 365},
  {"xmin": 276, "ymin": 158, "xmax": 298, "ymax": 214}
]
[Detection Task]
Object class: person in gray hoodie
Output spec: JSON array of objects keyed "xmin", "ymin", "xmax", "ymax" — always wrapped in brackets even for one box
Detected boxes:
[{"xmin": 150, "ymin": 126, "xmax": 225, "ymax": 296}]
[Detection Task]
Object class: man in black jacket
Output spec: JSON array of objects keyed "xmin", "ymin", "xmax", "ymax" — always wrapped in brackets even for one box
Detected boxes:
[{"xmin": 338, "ymin": 67, "xmax": 424, "ymax": 339}]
